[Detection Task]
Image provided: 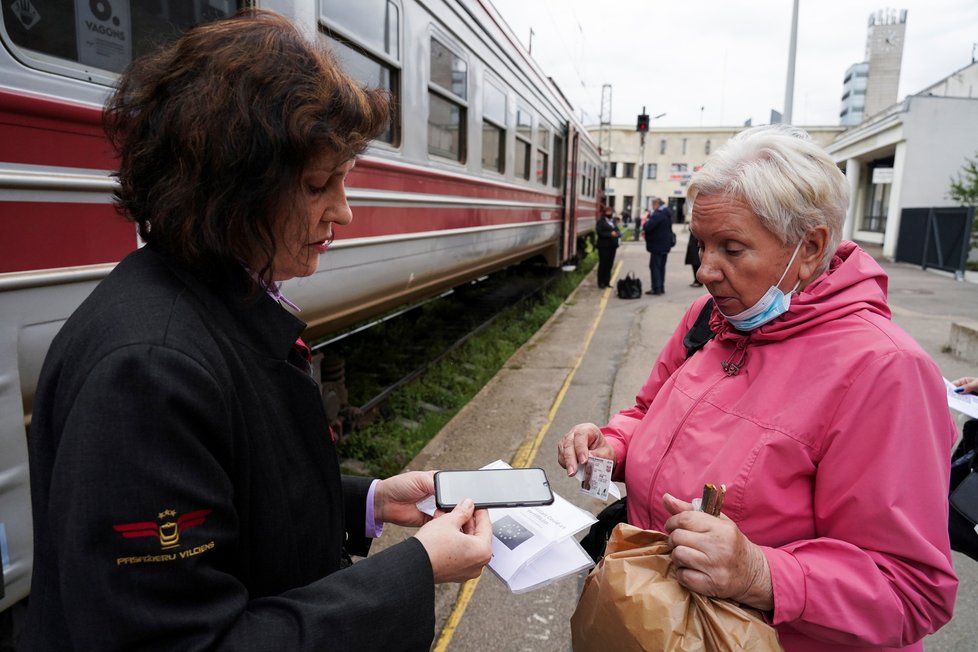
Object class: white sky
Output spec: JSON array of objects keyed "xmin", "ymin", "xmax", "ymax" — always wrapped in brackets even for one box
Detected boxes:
[{"xmin": 488, "ymin": 0, "xmax": 978, "ymax": 128}]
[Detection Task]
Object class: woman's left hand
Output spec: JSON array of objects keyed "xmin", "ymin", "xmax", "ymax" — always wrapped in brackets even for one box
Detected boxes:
[
  {"xmin": 662, "ymin": 493, "xmax": 774, "ymax": 611},
  {"xmin": 374, "ymin": 471, "xmax": 436, "ymax": 527}
]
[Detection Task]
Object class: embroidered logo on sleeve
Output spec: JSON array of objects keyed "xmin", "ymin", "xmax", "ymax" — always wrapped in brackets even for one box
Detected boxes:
[{"xmin": 112, "ymin": 508, "xmax": 215, "ymax": 566}]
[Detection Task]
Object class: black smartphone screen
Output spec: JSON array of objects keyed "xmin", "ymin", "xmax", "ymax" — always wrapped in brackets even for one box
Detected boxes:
[{"xmin": 434, "ymin": 468, "xmax": 554, "ymax": 509}]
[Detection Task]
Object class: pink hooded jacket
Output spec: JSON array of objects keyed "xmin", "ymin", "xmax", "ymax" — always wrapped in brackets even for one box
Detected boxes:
[{"xmin": 603, "ymin": 242, "xmax": 957, "ymax": 651}]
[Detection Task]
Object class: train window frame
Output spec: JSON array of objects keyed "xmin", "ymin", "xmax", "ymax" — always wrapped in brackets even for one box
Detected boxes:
[
  {"xmin": 427, "ymin": 35, "xmax": 468, "ymax": 164},
  {"xmin": 514, "ymin": 106, "xmax": 533, "ymax": 182},
  {"xmin": 481, "ymin": 78, "xmax": 506, "ymax": 175},
  {"xmin": 552, "ymin": 132, "xmax": 565, "ymax": 189},
  {"xmin": 535, "ymin": 122, "xmax": 551, "ymax": 186},
  {"xmin": 320, "ymin": 0, "xmax": 401, "ymax": 60},
  {"xmin": 319, "ymin": 1, "xmax": 402, "ymax": 148},
  {"xmin": 0, "ymin": 1, "xmax": 244, "ymax": 86}
]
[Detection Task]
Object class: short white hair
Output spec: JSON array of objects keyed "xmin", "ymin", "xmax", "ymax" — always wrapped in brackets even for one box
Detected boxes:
[{"xmin": 687, "ymin": 124, "xmax": 848, "ymax": 273}]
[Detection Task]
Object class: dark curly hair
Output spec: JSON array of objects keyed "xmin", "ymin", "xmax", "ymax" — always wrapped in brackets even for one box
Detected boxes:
[{"xmin": 104, "ymin": 9, "xmax": 390, "ymax": 285}]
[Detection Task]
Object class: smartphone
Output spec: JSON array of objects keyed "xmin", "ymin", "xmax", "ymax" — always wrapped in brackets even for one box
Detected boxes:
[{"xmin": 434, "ymin": 468, "xmax": 555, "ymax": 509}]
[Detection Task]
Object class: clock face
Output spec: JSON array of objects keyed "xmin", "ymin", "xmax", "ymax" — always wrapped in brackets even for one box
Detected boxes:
[{"xmin": 880, "ymin": 28, "xmax": 900, "ymax": 51}]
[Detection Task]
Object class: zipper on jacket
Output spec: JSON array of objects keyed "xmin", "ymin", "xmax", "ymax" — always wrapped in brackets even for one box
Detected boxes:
[{"xmin": 643, "ymin": 334, "xmax": 750, "ymax": 524}]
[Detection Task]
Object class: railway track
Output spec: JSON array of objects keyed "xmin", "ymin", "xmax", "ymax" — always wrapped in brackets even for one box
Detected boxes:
[{"xmin": 309, "ymin": 263, "xmax": 561, "ymax": 440}]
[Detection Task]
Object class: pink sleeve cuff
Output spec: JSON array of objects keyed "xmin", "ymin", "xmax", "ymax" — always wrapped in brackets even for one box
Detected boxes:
[
  {"xmin": 762, "ymin": 546, "xmax": 807, "ymax": 624},
  {"xmin": 365, "ymin": 479, "xmax": 385, "ymax": 539}
]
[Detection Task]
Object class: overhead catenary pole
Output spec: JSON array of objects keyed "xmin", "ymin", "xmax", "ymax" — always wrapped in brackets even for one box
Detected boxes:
[{"xmin": 783, "ymin": 0, "xmax": 799, "ymax": 124}]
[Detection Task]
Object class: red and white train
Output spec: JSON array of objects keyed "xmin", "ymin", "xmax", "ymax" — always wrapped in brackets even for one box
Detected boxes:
[{"xmin": 0, "ymin": 0, "xmax": 603, "ymax": 621}]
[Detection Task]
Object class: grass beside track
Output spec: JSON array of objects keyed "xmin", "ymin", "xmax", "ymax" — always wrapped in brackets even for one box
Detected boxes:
[{"xmin": 337, "ymin": 249, "xmax": 597, "ymax": 477}]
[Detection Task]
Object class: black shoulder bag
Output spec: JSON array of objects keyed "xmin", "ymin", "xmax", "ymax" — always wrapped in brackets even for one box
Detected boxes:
[
  {"xmin": 579, "ymin": 299, "xmax": 715, "ymax": 563},
  {"xmin": 950, "ymin": 418, "xmax": 978, "ymax": 562}
]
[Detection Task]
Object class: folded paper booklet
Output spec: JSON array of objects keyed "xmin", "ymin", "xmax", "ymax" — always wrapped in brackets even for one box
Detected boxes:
[{"xmin": 482, "ymin": 460, "xmax": 597, "ymax": 593}]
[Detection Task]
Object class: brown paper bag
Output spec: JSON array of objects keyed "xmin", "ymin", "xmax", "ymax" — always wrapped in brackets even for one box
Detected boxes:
[{"xmin": 571, "ymin": 523, "xmax": 783, "ymax": 652}]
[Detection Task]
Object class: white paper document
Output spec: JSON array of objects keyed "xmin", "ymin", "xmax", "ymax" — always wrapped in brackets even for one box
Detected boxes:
[
  {"xmin": 945, "ymin": 377, "xmax": 978, "ymax": 419},
  {"xmin": 482, "ymin": 460, "xmax": 596, "ymax": 593}
]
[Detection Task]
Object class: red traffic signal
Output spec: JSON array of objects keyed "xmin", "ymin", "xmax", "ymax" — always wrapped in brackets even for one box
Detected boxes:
[{"xmin": 636, "ymin": 113, "xmax": 649, "ymax": 132}]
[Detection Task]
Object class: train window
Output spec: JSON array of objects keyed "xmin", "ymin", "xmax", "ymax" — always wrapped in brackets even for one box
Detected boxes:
[
  {"xmin": 552, "ymin": 134, "xmax": 564, "ymax": 188},
  {"xmin": 482, "ymin": 81, "xmax": 506, "ymax": 173},
  {"xmin": 326, "ymin": 36, "xmax": 398, "ymax": 145},
  {"xmin": 1, "ymin": 0, "xmax": 241, "ymax": 81},
  {"xmin": 514, "ymin": 108, "xmax": 532, "ymax": 181},
  {"xmin": 428, "ymin": 38, "xmax": 467, "ymax": 162},
  {"xmin": 320, "ymin": 1, "xmax": 401, "ymax": 146},
  {"xmin": 535, "ymin": 124, "xmax": 550, "ymax": 185},
  {"xmin": 321, "ymin": 0, "xmax": 400, "ymax": 59}
]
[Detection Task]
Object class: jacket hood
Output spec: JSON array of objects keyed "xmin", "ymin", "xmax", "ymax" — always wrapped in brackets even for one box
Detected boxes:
[{"xmin": 710, "ymin": 241, "xmax": 891, "ymax": 344}]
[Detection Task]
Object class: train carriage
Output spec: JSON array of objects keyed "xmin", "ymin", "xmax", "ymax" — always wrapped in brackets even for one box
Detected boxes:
[{"xmin": 0, "ymin": 0, "xmax": 602, "ymax": 624}]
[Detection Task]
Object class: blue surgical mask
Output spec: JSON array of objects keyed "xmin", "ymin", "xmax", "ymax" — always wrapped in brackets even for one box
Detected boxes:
[{"xmin": 719, "ymin": 241, "xmax": 803, "ymax": 331}]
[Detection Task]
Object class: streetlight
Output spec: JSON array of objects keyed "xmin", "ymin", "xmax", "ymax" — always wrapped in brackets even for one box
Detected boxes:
[{"xmin": 637, "ymin": 111, "xmax": 666, "ymax": 222}]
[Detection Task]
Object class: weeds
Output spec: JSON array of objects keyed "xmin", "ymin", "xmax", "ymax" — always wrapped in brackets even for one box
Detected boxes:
[{"xmin": 338, "ymin": 251, "xmax": 597, "ymax": 477}]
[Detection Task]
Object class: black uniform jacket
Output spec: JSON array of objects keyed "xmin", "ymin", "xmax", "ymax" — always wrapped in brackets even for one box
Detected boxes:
[{"xmin": 23, "ymin": 246, "xmax": 435, "ymax": 651}]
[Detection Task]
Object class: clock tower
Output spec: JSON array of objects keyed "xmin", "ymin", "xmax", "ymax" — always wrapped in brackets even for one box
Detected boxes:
[{"xmin": 863, "ymin": 9, "xmax": 907, "ymax": 118}]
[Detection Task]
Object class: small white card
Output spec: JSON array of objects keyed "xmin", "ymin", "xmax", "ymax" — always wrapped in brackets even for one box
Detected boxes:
[{"xmin": 576, "ymin": 456, "xmax": 614, "ymax": 500}]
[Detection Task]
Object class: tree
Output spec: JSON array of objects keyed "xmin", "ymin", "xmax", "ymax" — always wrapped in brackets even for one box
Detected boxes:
[{"xmin": 949, "ymin": 152, "xmax": 978, "ymax": 252}]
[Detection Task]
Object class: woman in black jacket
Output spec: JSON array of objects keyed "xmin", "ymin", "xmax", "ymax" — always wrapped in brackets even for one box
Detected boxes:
[{"xmin": 23, "ymin": 10, "xmax": 491, "ymax": 651}]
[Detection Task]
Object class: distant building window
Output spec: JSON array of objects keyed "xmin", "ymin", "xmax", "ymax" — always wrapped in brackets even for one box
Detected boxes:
[
  {"xmin": 705, "ymin": 140, "xmax": 711, "ymax": 155},
  {"xmin": 682, "ymin": 138, "xmax": 687, "ymax": 155},
  {"xmin": 645, "ymin": 163, "xmax": 657, "ymax": 180},
  {"xmin": 670, "ymin": 163, "xmax": 688, "ymax": 173},
  {"xmin": 622, "ymin": 163, "xmax": 635, "ymax": 178},
  {"xmin": 609, "ymin": 162, "xmax": 618, "ymax": 178},
  {"xmin": 659, "ymin": 139, "xmax": 667, "ymax": 155}
]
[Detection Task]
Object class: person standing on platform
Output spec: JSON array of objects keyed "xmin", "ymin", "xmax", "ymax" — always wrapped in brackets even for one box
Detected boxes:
[
  {"xmin": 595, "ymin": 207, "xmax": 620, "ymax": 289},
  {"xmin": 685, "ymin": 232, "xmax": 703, "ymax": 287},
  {"xmin": 643, "ymin": 197, "xmax": 674, "ymax": 295}
]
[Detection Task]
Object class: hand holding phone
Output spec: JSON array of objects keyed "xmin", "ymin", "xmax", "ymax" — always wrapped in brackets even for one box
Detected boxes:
[{"xmin": 434, "ymin": 468, "xmax": 555, "ymax": 509}]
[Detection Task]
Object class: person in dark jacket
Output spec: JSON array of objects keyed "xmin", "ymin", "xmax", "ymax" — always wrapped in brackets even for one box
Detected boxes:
[
  {"xmin": 595, "ymin": 207, "xmax": 620, "ymax": 288},
  {"xmin": 22, "ymin": 10, "xmax": 491, "ymax": 651},
  {"xmin": 642, "ymin": 197, "xmax": 674, "ymax": 294}
]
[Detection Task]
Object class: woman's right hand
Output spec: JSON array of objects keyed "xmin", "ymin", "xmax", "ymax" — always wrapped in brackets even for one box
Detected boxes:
[
  {"xmin": 556, "ymin": 423, "xmax": 616, "ymax": 477},
  {"xmin": 414, "ymin": 499, "xmax": 492, "ymax": 584}
]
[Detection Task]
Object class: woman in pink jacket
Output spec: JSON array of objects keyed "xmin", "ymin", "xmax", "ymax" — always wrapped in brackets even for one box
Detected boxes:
[{"xmin": 558, "ymin": 124, "xmax": 957, "ymax": 651}]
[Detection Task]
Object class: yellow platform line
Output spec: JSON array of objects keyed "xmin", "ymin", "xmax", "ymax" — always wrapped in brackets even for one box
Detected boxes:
[{"xmin": 432, "ymin": 259, "xmax": 620, "ymax": 652}]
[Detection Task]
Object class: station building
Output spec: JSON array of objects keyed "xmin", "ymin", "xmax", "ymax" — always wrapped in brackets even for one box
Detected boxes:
[{"xmin": 590, "ymin": 61, "xmax": 978, "ymax": 263}]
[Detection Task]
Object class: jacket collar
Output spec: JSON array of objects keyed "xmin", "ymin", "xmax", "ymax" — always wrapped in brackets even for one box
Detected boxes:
[{"xmin": 144, "ymin": 246, "xmax": 306, "ymax": 361}]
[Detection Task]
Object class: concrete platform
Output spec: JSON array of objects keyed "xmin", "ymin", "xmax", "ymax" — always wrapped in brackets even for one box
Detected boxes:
[{"xmin": 370, "ymin": 230, "xmax": 978, "ymax": 651}]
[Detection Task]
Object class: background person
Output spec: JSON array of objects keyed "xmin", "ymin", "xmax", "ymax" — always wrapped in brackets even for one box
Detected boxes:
[
  {"xmin": 23, "ymin": 11, "xmax": 491, "ymax": 650},
  {"xmin": 642, "ymin": 197, "xmax": 674, "ymax": 295},
  {"xmin": 559, "ymin": 125, "xmax": 957, "ymax": 651},
  {"xmin": 595, "ymin": 207, "xmax": 620, "ymax": 289}
]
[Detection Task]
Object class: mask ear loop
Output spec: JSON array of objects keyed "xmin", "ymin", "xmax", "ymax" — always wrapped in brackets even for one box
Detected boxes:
[{"xmin": 775, "ymin": 240, "xmax": 805, "ymax": 294}]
